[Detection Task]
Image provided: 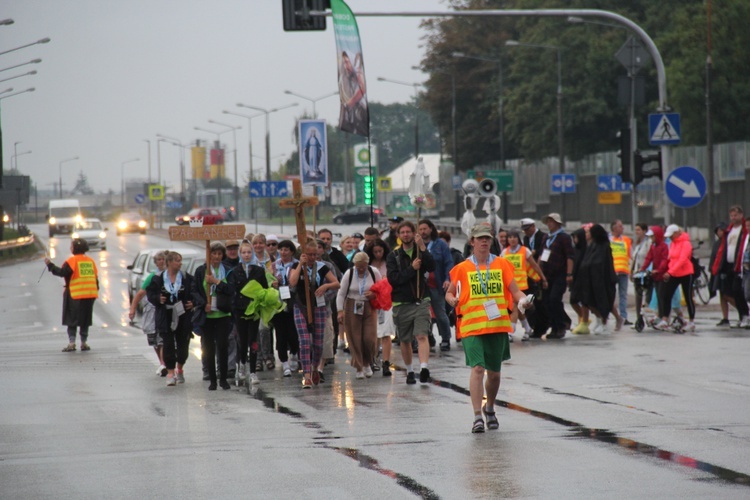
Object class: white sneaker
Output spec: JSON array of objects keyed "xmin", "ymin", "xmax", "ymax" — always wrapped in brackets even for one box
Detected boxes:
[
  {"xmin": 593, "ymin": 324, "xmax": 605, "ymax": 335},
  {"xmin": 338, "ymin": 340, "xmax": 346, "ymax": 350},
  {"xmin": 249, "ymin": 372, "xmax": 260, "ymax": 385},
  {"xmin": 522, "ymin": 332, "xmax": 530, "ymax": 341},
  {"xmin": 741, "ymin": 317, "xmax": 750, "ymax": 329},
  {"xmin": 283, "ymin": 364, "xmax": 292, "ymax": 377},
  {"xmin": 157, "ymin": 365, "xmax": 167, "ymax": 377},
  {"xmin": 655, "ymin": 320, "xmax": 669, "ymax": 331},
  {"xmin": 289, "ymin": 355, "xmax": 299, "ymax": 372},
  {"xmin": 355, "ymin": 371, "xmax": 365, "ymax": 379},
  {"xmin": 686, "ymin": 321, "xmax": 695, "ymax": 332},
  {"xmin": 508, "ymin": 333, "xmax": 514, "ymax": 343},
  {"xmin": 364, "ymin": 366, "xmax": 373, "ymax": 378}
]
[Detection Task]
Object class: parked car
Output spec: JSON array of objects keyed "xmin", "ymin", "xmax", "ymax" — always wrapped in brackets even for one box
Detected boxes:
[
  {"xmin": 175, "ymin": 208, "xmax": 224, "ymax": 226},
  {"xmin": 127, "ymin": 247, "xmax": 202, "ymax": 306},
  {"xmin": 332, "ymin": 205, "xmax": 384, "ymax": 225},
  {"xmin": 116, "ymin": 212, "xmax": 148, "ymax": 235},
  {"xmin": 71, "ymin": 218, "xmax": 108, "ymax": 251}
]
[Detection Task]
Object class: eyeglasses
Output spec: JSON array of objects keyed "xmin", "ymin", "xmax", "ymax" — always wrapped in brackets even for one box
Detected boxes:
[{"xmin": 267, "ymin": 242, "xmax": 278, "ymax": 246}]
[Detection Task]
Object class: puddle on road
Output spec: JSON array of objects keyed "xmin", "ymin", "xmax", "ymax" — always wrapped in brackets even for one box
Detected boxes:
[
  {"xmin": 432, "ymin": 379, "xmax": 750, "ymax": 486},
  {"xmin": 247, "ymin": 387, "xmax": 438, "ymax": 498}
]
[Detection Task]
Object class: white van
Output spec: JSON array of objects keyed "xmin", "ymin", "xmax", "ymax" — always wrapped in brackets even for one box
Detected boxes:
[{"xmin": 48, "ymin": 199, "xmax": 82, "ymax": 237}]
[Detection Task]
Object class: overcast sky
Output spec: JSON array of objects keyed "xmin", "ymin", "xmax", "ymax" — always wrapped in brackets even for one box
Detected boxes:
[{"xmin": 1, "ymin": 0, "xmax": 448, "ymax": 195}]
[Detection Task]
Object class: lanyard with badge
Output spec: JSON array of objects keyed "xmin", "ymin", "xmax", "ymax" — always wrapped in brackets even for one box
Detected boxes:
[
  {"xmin": 541, "ymin": 229, "xmax": 561, "ymax": 263},
  {"xmin": 471, "ymin": 255, "xmax": 501, "ymax": 320},
  {"xmin": 279, "ymin": 261, "xmax": 292, "ymax": 300},
  {"xmin": 354, "ymin": 269, "xmax": 367, "ymax": 315}
]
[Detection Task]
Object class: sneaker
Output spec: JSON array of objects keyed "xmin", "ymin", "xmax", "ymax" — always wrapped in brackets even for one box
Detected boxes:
[
  {"xmin": 371, "ymin": 362, "xmax": 380, "ymax": 372},
  {"xmin": 166, "ymin": 376, "xmax": 177, "ymax": 386},
  {"xmin": 355, "ymin": 371, "xmax": 365, "ymax": 379},
  {"xmin": 289, "ymin": 355, "xmax": 299, "ymax": 372},
  {"xmin": 655, "ymin": 320, "xmax": 669, "ymax": 331},
  {"xmin": 337, "ymin": 339, "xmax": 346, "ymax": 350},
  {"xmin": 615, "ymin": 316, "xmax": 625, "ymax": 332},
  {"xmin": 686, "ymin": 321, "xmax": 695, "ymax": 332},
  {"xmin": 317, "ymin": 371, "xmax": 325, "ymax": 383},
  {"xmin": 302, "ymin": 376, "xmax": 313, "ymax": 389},
  {"xmin": 283, "ymin": 367, "xmax": 292, "ymax": 377},
  {"xmin": 364, "ymin": 365, "xmax": 373, "ymax": 378},
  {"xmin": 219, "ymin": 380, "xmax": 231, "ymax": 390},
  {"xmin": 175, "ymin": 371, "xmax": 185, "ymax": 384},
  {"xmin": 249, "ymin": 373, "xmax": 260, "ymax": 385},
  {"xmin": 312, "ymin": 370, "xmax": 321, "ymax": 385},
  {"xmin": 623, "ymin": 319, "xmax": 633, "ymax": 326},
  {"xmin": 440, "ymin": 341, "xmax": 451, "ymax": 351},
  {"xmin": 406, "ymin": 371, "xmax": 416, "ymax": 385},
  {"xmin": 202, "ymin": 371, "xmax": 210, "ymax": 381},
  {"xmin": 508, "ymin": 334, "xmax": 514, "ymax": 343},
  {"xmin": 521, "ymin": 332, "xmax": 530, "ymax": 341},
  {"xmin": 419, "ymin": 368, "xmax": 432, "ymax": 383},
  {"xmin": 742, "ymin": 317, "xmax": 750, "ymax": 329},
  {"xmin": 593, "ymin": 324, "xmax": 605, "ymax": 335},
  {"xmin": 382, "ymin": 360, "xmax": 392, "ymax": 377},
  {"xmin": 716, "ymin": 318, "xmax": 730, "ymax": 327},
  {"xmin": 573, "ymin": 322, "xmax": 590, "ymax": 335},
  {"xmin": 208, "ymin": 382, "xmax": 217, "ymax": 391},
  {"xmin": 157, "ymin": 365, "xmax": 167, "ymax": 376}
]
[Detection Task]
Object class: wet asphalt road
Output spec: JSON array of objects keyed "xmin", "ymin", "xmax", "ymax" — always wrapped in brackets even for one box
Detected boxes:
[{"xmin": 1, "ymin": 224, "xmax": 749, "ymax": 499}]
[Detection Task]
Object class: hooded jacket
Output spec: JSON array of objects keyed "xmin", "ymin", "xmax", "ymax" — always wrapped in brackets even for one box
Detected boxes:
[
  {"xmin": 641, "ymin": 226, "xmax": 669, "ymax": 282},
  {"xmin": 667, "ymin": 232, "xmax": 694, "ymax": 278}
]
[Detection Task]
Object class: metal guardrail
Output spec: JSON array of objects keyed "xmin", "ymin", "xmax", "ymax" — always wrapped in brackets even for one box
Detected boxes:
[{"xmin": 0, "ymin": 233, "xmax": 36, "ymax": 256}]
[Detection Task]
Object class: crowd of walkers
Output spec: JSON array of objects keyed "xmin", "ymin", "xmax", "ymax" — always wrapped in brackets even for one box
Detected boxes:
[{"xmin": 48, "ymin": 206, "xmax": 744, "ymax": 431}]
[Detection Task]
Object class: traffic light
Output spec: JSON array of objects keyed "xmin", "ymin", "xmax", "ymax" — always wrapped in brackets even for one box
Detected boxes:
[
  {"xmin": 633, "ymin": 150, "xmax": 662, "ymax": 185},
  {"xmin": 616, "ymin": 128, "xmax": 632, "ymax": 184},
  {"xmin": 282, "ymin": 0, "xmax": 328, "ymax": 31},
  {"xmin": 363, "ymin": 175, "xmax": 374, "ymax": 205}
]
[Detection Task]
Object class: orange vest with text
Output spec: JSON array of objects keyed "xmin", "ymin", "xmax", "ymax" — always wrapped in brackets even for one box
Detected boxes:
[
  {"xmin": 502, "ymin": 247, "xmax": 529, "ymax": 291},
  {"xmin": 65, "ymin": 254, "xmax": 98, "ymax": 299},
  {"xmin": 610, "ymin": 235, "xmax": 632, "ymax": 275},
  {"xmin": 450, "ymin": 256, "xmax": 514, "ymax": 338}
]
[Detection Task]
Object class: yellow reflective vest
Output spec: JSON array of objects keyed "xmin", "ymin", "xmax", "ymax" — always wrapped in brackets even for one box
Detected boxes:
[
  {"xmin": 66, "ymin": 254, "xmax": 98, "ymax": 299},
  {"xmin": 502, "ymin": 246, "xmax": 530, "ymax": 291}
]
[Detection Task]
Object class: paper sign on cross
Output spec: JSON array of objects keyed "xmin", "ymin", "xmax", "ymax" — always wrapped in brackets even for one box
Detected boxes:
[
  {"xmin": 279, "ymin": 178, "xmax": 319, "ymax": 322},
  {"xmin": 168, "ymin": 224, "xmax": 246, "ymax": 308}
]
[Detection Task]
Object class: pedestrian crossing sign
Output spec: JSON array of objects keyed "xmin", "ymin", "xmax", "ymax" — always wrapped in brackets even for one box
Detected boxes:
[
  {"xmin": 148, "ymin": 184, "xmax": 164, "ymax": 201},
  {"xmin": 649, "ymin": 113, "xmax": 681, "ymax": 146}
]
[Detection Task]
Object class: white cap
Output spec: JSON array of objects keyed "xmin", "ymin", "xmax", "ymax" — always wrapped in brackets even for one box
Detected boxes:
[
  {"xmin": 266, "ymin": 234, "xmax": 278, "ymax": 242},
  {"xmin": 520, "ymin": 218, "xmax": 535, "ymax": 227},
  {"xmin": 664, "ymin": 224, "xmax": 680, "ymax": 238},
  {"xmin": 646, "ymin": 228, "xmax": 654, "ymax": 236}
]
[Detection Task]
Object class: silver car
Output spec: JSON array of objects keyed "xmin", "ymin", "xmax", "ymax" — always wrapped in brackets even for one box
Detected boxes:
[
  {"xmin": 71, "ymin": 218, "xmax": 108, "ymax": 251},
  {"xmin": 127, "ymin": 247, "xmax": 202, "ymax": 306}
]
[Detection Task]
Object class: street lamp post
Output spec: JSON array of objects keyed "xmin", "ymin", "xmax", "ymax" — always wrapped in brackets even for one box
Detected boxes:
[
  {"xmin": 156, "ymin": 133, "xmax": 187, "ymax": 206},
  {"xmin": 208, "ymin": 120, "xmax": 242, "ymax": 214},
  {"xmin": 12, "ymin": 150, "xmax": 31, "ymax": 171},
  {"xmin": 236, "ymin": 102, "xmax": 298, "ymax": 218},
  {"xmin": 223, "ymin": 109, "xmax": 264, "ymax": 219},
  {"xmin": 377, "ymin": 77, "xmax": 422, "ymax": 158},
  {"xmin": 506, "ymin": 40, "xmax": 565, "ymax": 222},
  {"xmin": 120, "ymin": 158, "xmax": 140, "ymax": 210},
  {"xmin": 413, "ymin": 64, "xmax": 460, "ymax": 220},
  {"xmin": 0, "ymin": 70, "xmax": 36, "ymax": 85},
  {"xmin": 283, "ymin": 89, "xmax": 339, "ymax": 117},
  {"xmin": 58, "ymin": 156, "xmax": 79, "ymax": 198},
  {"xmin": 0, "ymin": 59, "xmax": 41, "ymax": 74},
  {"xmin": 0, "ymin": 37, "xmax": 50, "ymax": 57},
  {"xmin": 452, "ymin": 52, "xmax": 508, "ymax": 223}
]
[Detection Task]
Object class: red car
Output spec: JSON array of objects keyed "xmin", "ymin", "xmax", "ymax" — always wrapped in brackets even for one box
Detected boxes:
[{"xmin": 175, "ymin": 208, "xmax": 224, "ymax": 226}]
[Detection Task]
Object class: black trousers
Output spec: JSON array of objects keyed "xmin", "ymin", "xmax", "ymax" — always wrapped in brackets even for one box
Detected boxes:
[
  {"xmin": 235, "ymin": 316, "xmax": 260, "ymax": 373},
  {"xmin": 272, "ymin": 310, "xmax": 299, "ymax": 363},
  {"xmin": 161, "ymin": 320, "xmax": 191, "ymax": 370},
  {"xmin": 202, "ymin": 316, "xmax": 232, "ymax": 383},
  {"xmin": 659, "ymin": 275, "xmax": 695, "ymax": 320},
  {"xmin": 543, "ymin": 274, "xmax": 569, "ymax": 332}
]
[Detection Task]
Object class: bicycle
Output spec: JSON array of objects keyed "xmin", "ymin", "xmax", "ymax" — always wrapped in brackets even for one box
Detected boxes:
[{"xmin": 691, "ymin": 241, "xmax": 711, "ymax": 305}]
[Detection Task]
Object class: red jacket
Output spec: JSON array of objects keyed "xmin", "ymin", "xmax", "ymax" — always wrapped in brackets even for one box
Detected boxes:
[
  {"xmin": 711, "ymin": 221, "xmax": 747, "ymax": 275},
  {"xmin": 641, "ymin": 225, "xmax": 669, "ymax": 282}
]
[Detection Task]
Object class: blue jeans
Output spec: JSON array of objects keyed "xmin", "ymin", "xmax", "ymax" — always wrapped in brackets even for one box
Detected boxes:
[
  {"xmin": 617, "ymin": 273, "xmax": 629, "ymax": 320},
  {"xmin": 428, "ymin": 287, "xmax": 452, "ymax": 343}
]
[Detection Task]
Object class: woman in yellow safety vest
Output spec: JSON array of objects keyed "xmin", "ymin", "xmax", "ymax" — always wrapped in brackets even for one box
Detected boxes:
[
  {"xmin": 45, "ymin": 238, "xmax": 99, "ymax": 352},
  {"xmin": 501, "ymin": 229, "xmax": 546, "ymax": 341}
]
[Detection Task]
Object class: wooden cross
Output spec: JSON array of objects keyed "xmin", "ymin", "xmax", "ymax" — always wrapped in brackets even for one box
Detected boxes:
[
  {"xmin": 168, "ymin": 223, "xmax": 246, "ymax": 308},
  {"xmin": 279, "ymin": 178, "xmax": 319, "ymax": 322}
]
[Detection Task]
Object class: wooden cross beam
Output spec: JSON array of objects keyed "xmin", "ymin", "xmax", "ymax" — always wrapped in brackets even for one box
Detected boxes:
[
  {"xmin": 168, "ymin": 223, "xmax": 246, "ymax": 308},
  {"xmin": 279, "ymin": 178, "xmax": 319, "ymax": 322}
]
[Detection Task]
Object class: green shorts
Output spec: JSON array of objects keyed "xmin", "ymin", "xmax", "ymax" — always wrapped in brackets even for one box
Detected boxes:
[
  {"xmin": 462, "ymin": 334, "xmax": 510, "ymax": 372},
  {"xmin": 392, "ymin": 301, "xmax": 431, "ymax": 344}
]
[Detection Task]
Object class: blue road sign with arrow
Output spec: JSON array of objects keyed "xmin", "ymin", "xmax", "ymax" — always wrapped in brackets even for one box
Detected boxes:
[
  {"xmin": 665, "ymin": 166, "xmax": 706, "ymax": 209},
  {"xmin": 249, "ymin": 181, "xmax": 289, "ymax": 198},
  {"xmin": 134, "ymin": 193, "xmax": 145, "ymax": 204}
]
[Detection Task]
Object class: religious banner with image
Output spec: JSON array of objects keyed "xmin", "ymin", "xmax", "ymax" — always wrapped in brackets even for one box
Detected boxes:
[
  {"xmin": 299, "ymin": 119, "xmax": 328, "ymax": 186},
  {"xmin": 332, "ymin": 0, "xmax": 369, "ymax": 137}
]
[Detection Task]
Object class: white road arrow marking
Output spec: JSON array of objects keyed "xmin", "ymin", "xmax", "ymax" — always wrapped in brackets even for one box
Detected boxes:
[{"xmin": 669, "ymin": 176, "xmax": 701, "ymax": 197}]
